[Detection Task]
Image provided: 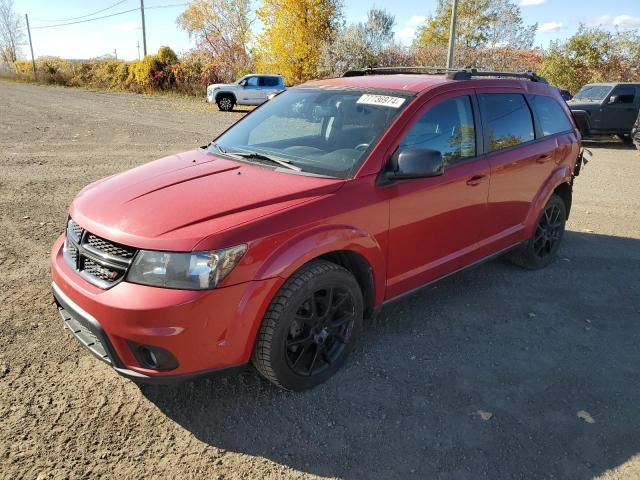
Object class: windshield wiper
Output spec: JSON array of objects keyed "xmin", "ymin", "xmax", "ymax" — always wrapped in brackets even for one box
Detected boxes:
[
  {"xmin": 209, "ymin": 142, "xmax": 226, "ymax": 154},
  {"xmin": 224, "ymin": 151, "xmax": 302, "ymax": 172}
]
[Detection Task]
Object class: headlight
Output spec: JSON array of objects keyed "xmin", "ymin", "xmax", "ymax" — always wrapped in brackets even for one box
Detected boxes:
[{"xmin": 126, "ymin": 245, "xmax": 247, "ymax": 290}]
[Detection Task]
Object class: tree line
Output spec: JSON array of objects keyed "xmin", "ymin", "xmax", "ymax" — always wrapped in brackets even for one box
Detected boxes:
[{"xmin": 2, "ymin": 0, "xmax": 640, "ymax": 95}]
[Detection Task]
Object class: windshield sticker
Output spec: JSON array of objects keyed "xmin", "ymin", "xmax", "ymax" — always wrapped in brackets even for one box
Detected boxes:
[{"xmin": 356, "ymin": 94, "xmax": 405, "ymax": 108}]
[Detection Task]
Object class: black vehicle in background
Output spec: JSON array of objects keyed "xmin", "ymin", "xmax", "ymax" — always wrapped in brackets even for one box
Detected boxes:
[
  {"xmin": 568, "ymin": 82, "xmax": 640, "ymax": 142},
  {"xmin": 559, "ymin": 89, "xmax": 573, "ymax": 101}
]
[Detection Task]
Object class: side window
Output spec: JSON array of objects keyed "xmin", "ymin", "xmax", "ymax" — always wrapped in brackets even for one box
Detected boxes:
[
  {"xmin": 259, "ymin": 77, "xmax": 280, "ymax": 87},
  {"xmin": 245, "ymin": 76, "xmax": 259, "ymax": 87},
  {"xmin": 530, "ymin": 95, "xmax": 573, "ymax": 136},
  {"xmin": 399, "ymin": 96, "xmax": 476, "ymax": 166},
  {"xmin": 479, "ymin": 93, "xmax": 534, "ymax": 152},
  {"xmin": 611, "ymin": 87, "xmax": 635, "ymax": 104}
]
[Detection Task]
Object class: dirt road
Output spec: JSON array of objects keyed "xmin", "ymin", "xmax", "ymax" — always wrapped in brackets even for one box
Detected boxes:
[{"xmin": 1, "ymin": 81, "xmax": 639, "ymax": 480}]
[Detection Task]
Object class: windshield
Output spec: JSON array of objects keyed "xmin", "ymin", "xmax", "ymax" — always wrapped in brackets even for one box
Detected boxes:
[
  {"xmin": 210, "ymin": 88, "xmax": 411, "ymax": 178},
  {"xmin": 573, "ymin": 85, "xmax": 613, "ymax": 101}
]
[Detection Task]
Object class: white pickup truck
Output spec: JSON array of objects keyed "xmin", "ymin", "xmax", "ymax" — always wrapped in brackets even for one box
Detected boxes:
[{"xmin": 207, "ymin": 74, "xmax": 286, "ymax": 111}]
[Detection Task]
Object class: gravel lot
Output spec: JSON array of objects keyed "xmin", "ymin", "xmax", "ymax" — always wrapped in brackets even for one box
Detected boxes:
[{"xmin": 1, "ymin": 81, "xmax": 639, "ymax": 480}]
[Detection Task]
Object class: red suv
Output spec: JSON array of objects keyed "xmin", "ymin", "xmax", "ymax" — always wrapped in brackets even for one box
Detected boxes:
[{"xmin": 51, "ymin": 68, "xmax": 585, "ymax": 390}]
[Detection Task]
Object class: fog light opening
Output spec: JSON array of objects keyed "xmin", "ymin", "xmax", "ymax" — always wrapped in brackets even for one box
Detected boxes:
[{"xmin": 138, "ymin": 346, "xmax": 158, "ymax": 369}]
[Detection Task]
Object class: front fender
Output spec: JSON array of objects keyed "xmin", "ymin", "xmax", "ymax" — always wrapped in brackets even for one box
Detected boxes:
[
  {"xmin": 523, "ymin": 165, "xmax": 573, "ymax": 237},
  {"xmin": 254, "ymin": 224, "xmax": 386, "ymax": 305}
]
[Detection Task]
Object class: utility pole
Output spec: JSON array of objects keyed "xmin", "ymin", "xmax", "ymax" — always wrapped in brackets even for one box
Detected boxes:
[
  {"xmin": 114, "ymin": 49, "xmax": 117, "ymax": 60},
  {"xmin": 25, "ymin": 14, "xmax": 36, "ymax": 79},
  {"xmin": 140, "ymin": 0, "xmax": 147, "ymax": 57},
  {"xmin": 446, "ymin": 0, "xmax": 459, "ymax": 69}
]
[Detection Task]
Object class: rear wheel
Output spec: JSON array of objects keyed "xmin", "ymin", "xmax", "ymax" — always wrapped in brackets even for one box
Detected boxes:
[
  {"xmin": 252, "ymin": 260, "xmax": 363, "ymax": 391},
  {"xmin": 509, "ymin": 194, "xmax": 567, "ymax": 270},
  {"xmin": 216, "ymin": 94, "xmax": 235, "ymax": 112}
]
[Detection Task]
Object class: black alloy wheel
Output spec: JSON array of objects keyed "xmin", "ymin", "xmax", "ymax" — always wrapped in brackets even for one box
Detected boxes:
[
  {"xmin": 508, "ymin": 193, "xmax": 567, "ymax": 269},
  {"xmin": 532, "ymin": 202, "xmax": 564, "ymax": 260},
  {"xmin": 285, "ymin": 286, "xmax": 356, "ymax": 377},
  {"xmin": 252, "ymin": 260, "xmax": 363, "ymax": 391}
]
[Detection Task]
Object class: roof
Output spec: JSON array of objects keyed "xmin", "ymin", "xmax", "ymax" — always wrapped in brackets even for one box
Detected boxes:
[
  {"xmin": 301, "ymin": 73, "xmax": 553, "ymax": 94},
  {"xmin": 302, "ymin": 74, "xmax": 452, "ymax": 93}
]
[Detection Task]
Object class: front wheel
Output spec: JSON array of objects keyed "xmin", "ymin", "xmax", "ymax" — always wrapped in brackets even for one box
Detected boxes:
[
  {"xmin": 252, "ymin": 260, "xmax": 363, "ymax": 391},
  {"xmin": 216, "ymin": 95, "xmax": 235, "ymax": 112},
  {"xmin": 509, "ymin": 194, "xmax": 567, "ymax": 269}
]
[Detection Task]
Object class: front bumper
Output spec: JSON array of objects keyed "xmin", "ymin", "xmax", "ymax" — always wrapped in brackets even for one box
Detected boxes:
[{"xmin": 50, "ymin": 235, "xmax": 281, "ymax": 383}]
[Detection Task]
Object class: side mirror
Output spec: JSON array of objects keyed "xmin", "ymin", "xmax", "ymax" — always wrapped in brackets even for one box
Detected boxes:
[
  {"xmin": 239, "ymin": 79, "xmax": 247, "ymax": 87},
  {"xmin": 608, "ymin": 95, "xmax": 618, "ymax": 104},
  {"xmin": 384, "ymin": 148, "xmax": 444, "ymax": 182}
]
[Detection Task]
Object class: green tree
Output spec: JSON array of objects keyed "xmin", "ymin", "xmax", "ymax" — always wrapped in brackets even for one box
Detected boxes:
[
  {"xmin": 256, "ymin": 0, "xmax": 342, "ymax": 85},
  {"xmin": 320, "ymin": 8, "xmax": 412, "ymax": 76},
  {"xmin": 177, "ymin": 0, "xmax": 252, "ymax": 82},
  {"xmin": 413, "ymin": 0, "xmax": 536, "ymax": 67},
  {"xmin": 539, "ymin": 25, "xmax": 640, "ymax": 93}
]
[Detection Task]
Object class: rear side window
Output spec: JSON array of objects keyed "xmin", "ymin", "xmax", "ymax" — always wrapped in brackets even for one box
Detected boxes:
[
  {"xmin": 259, "ymin": 76, "xmax": 281, "ymax": 87},
  {"xmin": 529, "ymin": 95, "xmax": 573, "ymax": 136},
  {"xmin": 478, "ymin": 94, "xmax": 534, "ymax": 152},
  {"xmin": 399, "ymin": 96, "xmax": 476, "ymax": 165}
]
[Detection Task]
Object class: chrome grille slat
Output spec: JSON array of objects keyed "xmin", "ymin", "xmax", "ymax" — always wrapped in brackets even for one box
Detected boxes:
[{"xmin": 63, "ymin": 218, "xmax": 137, "ymax": 289}]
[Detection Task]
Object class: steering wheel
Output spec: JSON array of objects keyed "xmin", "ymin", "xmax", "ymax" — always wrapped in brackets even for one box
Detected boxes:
[{"xmin": 354, "ymin": 143, "xmax": 370, "ymax": 151}]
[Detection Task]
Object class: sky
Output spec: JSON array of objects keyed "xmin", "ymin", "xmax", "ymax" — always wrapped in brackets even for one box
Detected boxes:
[{"xmin": 12, "ymin": 0, "xmax": 640, "ymax": 61}]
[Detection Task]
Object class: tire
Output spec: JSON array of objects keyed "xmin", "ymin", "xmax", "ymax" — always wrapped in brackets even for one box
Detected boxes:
[
  {"xmin": 252, "ymin": 260, "xmax": 363, "ymax": 391},
  {"xmin": 509, "ymin": 194, "xmax": 567, "ymax": 270},
  {"xmin": 216, "ymin": 94, "xmax": 235, "ymax": 112}
]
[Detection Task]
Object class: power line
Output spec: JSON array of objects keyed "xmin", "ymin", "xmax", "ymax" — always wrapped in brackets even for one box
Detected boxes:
[
  {"xmin": 30, "ymin": 0, "xmax": 129, "ymax": 23},
  {"xmin": 29, "ymin": 4, "xmax": 189, "ymax": 30},
  {"xmin": 30, "ymin": 8, "xmax": 139, "ymax": 29}
]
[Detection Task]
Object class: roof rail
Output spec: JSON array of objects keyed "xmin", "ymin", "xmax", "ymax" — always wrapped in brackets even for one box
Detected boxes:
[
  {"xmin": 342, "ymin": 66, "xmax": 547, "ymax": 83},
  {"xmin": 447, "ymin": 68, "xmax": 548, "ymax": 83},
  {"xmin": 342, "ymin": 66, "xmax": 461, "ymax": 77}
]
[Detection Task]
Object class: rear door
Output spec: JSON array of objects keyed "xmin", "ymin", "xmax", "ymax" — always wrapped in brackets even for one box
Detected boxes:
[
  {"xmin": 257, "ymin": 76, "xmax": 282, "ymax": 102},
  {"xmin": 385, "ymin": 91, "xmax": 491, "ymax": 298},
  {"xmin": 477, "ymin": 91, "xmax": 555, "ymax": 248},
  {"xmin": 601, "ymin": 85, "xmax": 639, "ymax": 133}
]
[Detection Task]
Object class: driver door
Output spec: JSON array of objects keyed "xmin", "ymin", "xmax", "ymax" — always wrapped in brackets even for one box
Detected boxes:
[
  {"xmin": 239, "ymin": 76, "xmax": 261, "ymax": 105},
  {"xmin": 385, "ymin": 92, "xmax": 491, "ymax": 299}
]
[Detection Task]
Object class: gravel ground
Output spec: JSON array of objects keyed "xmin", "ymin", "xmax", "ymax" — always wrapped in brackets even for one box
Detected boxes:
[{"xmin": 1, "ymin": 81, "xmax": 639, "ymax": 480}]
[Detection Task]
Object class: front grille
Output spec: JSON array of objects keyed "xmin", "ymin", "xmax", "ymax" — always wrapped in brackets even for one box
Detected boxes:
[{"xmin": 63, "ymin": 218, "xmax": 137, "ymax": 289}]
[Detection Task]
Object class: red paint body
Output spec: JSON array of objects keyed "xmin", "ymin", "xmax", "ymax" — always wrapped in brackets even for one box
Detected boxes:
[{"xmin": 51, "ymin": 75, "xmax": 581, "ymax": 380}]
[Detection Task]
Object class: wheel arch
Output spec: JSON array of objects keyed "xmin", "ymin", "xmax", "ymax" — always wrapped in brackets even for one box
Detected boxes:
[
  {"xmin": 215, "ymin": 91, "xmax": 236, "ymax": 103},
  {"xmin": 253, "ymin": 225, "xmax": 386, "ymax": 314},
  {"xmin": 524, "ymin": 165, "xmax": 573, "ymax": 237}
]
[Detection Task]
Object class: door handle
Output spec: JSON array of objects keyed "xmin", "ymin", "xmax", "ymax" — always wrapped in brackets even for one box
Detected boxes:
[
  {"xmin": 466, "ymin": 175, "xmax": 487, "ymax": 186},
  {"xmin": 536, "ymin": 154, "xmax": 551, "ymax": 163}
]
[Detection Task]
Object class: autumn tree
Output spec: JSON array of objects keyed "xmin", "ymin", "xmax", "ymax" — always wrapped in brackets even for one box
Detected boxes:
[
  {"xmin": 256, "ymin": 0, "xmax": 342, "ymax": 85},
  {"xmin": 539, "ymin": 25, "xmax": 640, "ymax": 93},
  {"xmin": 413, "ymin": 0, "xmax": 536, "ymax": 68},
  {"xmin": 0, "ymin": 0, "xmax": 24, "ymax": 65},
  {"xmin": 319, "ymin": 8, "xmax": 413, "ymax": 76},
  {"xmin": 177, "ymin": 0, "xmax": 252, "ymax": 82}
]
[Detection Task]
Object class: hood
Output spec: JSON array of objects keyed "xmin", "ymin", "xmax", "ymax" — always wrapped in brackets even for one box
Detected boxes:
[
  {"xmin": 70, "ymin": 149, "xmax": 344, "ymax": 251},
  {"xmin": 208, "ymin": 83, "xmax": 234, "ymax": 90},
  {"xmin": 567, "ymin": 100, "xmax": 602, "ymax": 111}
]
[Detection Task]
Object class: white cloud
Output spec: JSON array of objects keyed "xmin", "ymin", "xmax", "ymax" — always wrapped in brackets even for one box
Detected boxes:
[
  {"xmin": 407, "ymin": 15, "xmax": 427, "ymax": 26},
  {"xmin": 592, "ymin": 14, "xmax": 640, "ymax": 28},
  {"xmin": 396, "ymin": 27, "xmax": 417, "ymax": 43},
  {"xmin": 110, "ymin": 21, "xmax": 140, "ymax": 31},
  {"xmin": 612, "ymin": 15, "xmax": 640, "ymax": 28},
  {"xmin": 520, "ymin": 0, "xmax": 547, "ymax": 6},
  {"xmin": 538, "ymin": 21, "xmax": 565, "ymax": 33}
]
